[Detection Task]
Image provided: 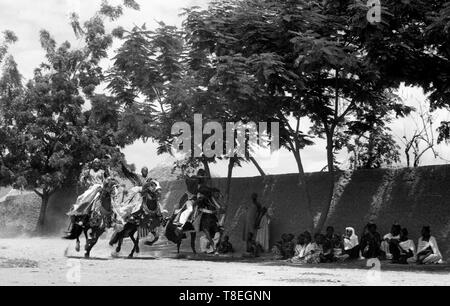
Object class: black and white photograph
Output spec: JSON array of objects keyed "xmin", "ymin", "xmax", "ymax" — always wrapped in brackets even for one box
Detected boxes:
[{"xmin": 0, "ymin": 0, "xmax": 449, "ymax": 289}]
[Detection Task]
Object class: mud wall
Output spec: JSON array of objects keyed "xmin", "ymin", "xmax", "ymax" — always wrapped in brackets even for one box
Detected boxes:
[
  {"xmin": 1, "ymin": 166, "xmax": 449, "ymax": 260},
  {"xmin": 159, "ymin": 166, "xmax": 450, "ymax": 260}
]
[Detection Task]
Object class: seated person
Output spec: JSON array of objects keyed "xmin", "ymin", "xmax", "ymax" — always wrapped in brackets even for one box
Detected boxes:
[
  {"xmin": 394, "ymin": 228, "xmax": 415, "ymax": 264},
  {"xmin": 284, "ymin": 234, "xmax": 296, "ymax": 258},
  {"xmin": 417, "ymin": 226, "xmax": 443, "ymax": 265},
  {"xmin": 340, "ymin": 227, "xmax": 360, "ymax": 260},
  {"xmin": 310, "ymin": 233, "xmax": 324, "ymax": 264},
  {"xmin": 381, "ymin": 223, "xmax": 401, "ymax": 260},
  {"xmin": 273, "ymin": 233, "xmax": 296, "ymax": 259},
  {"xmin": 360, "ymin": 223, "xmax": 382, "ymax": 259},
  {"xmin": 321, "ymin": 226, "xmax": 342, "ymax": 263},
  {"xmin": 272, "ymin": 233, "xmax": 290, "ymax": 259},
  {"xmin": 289, "ymin": 232, "xmax": 318, "ymax": 264},
  {"xmin": 218, "ymin": 235, "xmax": 234, "ymax": 254},
  {"xmin": 244, "ymin": 232, "xmax": 261, "ymax": 258}
]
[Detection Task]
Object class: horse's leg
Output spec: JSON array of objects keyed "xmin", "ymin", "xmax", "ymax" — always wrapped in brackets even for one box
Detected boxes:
[
  {"xmin": 87, "ymin": 229, "xmax": 105, "ymax": 257},
  {"xmin": 128, "ymin": 229, "xmax": 138, "ymax": 258},
  {"xmin": 145, "ymin": 231, "xmax": 160, "ymax": 246},
  {"xmin": 79, "ymin": 228, "xmax": 88, "ymax": 253},
  {"xmin": 75, "ymin": 236, "xmax": 81, "ymax": 253},
  {"xmin": 116, "ymin": 235, "xmax": 123, "ymax": 254},
  {"xmin": 85, "ymin": 229, "xmax": 102, "ymax": 258},
  {"xmin": 177, "ymin": 241, "xmax": 181, "ymax": 254},
  {"xmin": 202, "ymin": 227, "xmax": 215, "ymax": 253},
  {"xmin": 190, "ymin": 232, "xmax": 197, "ymax": 254},
  {"xmin": 135, "ymin": 231, "xmax": 140, "ymax": 254}
]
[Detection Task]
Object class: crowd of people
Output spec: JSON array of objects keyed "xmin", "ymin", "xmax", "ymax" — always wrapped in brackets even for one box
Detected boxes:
[{"xmin": 271, "ymin": 223, "xmax": 444, "ymax": 265}]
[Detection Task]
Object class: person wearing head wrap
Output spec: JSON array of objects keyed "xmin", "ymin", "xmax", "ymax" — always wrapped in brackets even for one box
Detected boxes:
[
  {"xmin": 64, "ymin": 159, "xmax": 107, "ymax": 238},
  {"xmin": 417, "ymin": 226, "xmax": 443, "ymax": 265},
  {"xmin": 121, "ymin": 162, "xmax": 151, "ymax": 187},
  {"xmin": 68, "ymin": 158, "xmax": 107, "ymax": 217},
  {"xmin": 341, "ymin": 227, "xmax": 360, "ymax": 260}
]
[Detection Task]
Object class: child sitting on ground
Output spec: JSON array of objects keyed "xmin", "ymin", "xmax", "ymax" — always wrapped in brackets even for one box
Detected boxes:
[
  {"xmin": 218, "ymin": 235, "xmax": 234, "ymax": 254},
  {"xmin": 289, "ymin": 232, "xmax": 321, "ymax": 264},
  {"xmin": 243, "ymin": 232, "xmax": 261, "ymax": 258},
  {"xmin": 272, "ymin": 233, "xmax": 295, "ymax": 260}
]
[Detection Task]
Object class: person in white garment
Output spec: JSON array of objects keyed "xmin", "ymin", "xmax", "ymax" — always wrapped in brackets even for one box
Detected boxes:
[
  {"xmin": 417, "ymin": 226, "xmax": 444, "ymax": 265},
  {"xmin": 65, "ymin": 159, "xmax": 108, "ymax": 237},
  {"xmin": 381, "ymin": 223, "xmax": 402, "ymax": 260},
  {"xmin": 174, "ymin": 169, "xmax": 209, "ymax": 230}
]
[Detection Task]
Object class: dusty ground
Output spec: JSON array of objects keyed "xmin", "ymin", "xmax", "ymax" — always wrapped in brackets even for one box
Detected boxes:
[{"xmin": 0, "ymin": 235, "xmax": 449, "ymax": 286}]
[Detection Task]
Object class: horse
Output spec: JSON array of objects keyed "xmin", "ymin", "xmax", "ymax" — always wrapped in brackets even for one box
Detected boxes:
[
  {"xmin": 63, "ymin": 178, "xmax": 118, "ymax": 258},
  {"xmin": 165, "ymin": 189, "xmax": 223, "ymax": 254},
  {"xmin": 109, "ymin": 181, "xmax": 167, "ymax": 258}
]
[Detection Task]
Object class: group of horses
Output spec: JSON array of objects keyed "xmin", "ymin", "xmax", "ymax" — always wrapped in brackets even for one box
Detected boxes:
[{"xmin": 63, "ymin": 178, "xmax": 223, "ymax": 259}]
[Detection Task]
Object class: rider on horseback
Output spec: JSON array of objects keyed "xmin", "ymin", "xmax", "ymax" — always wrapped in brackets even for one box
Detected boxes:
[
  {"xmin": 64, "ymin": 159, "xmax": 109, "ymax": 238},
  {"xmin": 174, "ymin": 169, "xmax": 209, "ymax": 230}
]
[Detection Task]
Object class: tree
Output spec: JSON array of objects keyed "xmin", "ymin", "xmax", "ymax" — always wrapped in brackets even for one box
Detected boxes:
[
  {"xmin": 347, "ymin": 126, "xmax": 401, "ymax": 170},
  {"xmin": 0, "ymin": 30, "xmax": 17, "ymax": 65},
  {"xmin": 0, "ymin": 31, "xmax": 20, "ymax": 187},
  {"xmin": 401, "ymin": 104, "xmax": 439, "ymax": 168},
  {"xmin": 0, "ymin": 1, "xmax": 139, "ymax": 231},
  {"xmin": 177, "ymin": 0, "xmax": 422, "ymax": 232}
]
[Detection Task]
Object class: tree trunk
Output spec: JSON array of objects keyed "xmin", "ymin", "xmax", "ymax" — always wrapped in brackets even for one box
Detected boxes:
[
  {"xmin": 226, "ymin": 158, "xmax": 236, "ymax": 204},
  {"xmin": 249, "ymin": 156, "xmax": 266, "ymax": 177},
  {"xmin": 292, "ymin": 150, "xmax": 314, "ymax": 232},
  {"xmin": 201, "ymin": 157, "xmax": 211, "ymax": 178},
  {"xmin": 315, "ymin": 132, "xmax": 336, "ymax": 233},
  {"xmin": 36, "ymin": 193, "xmax": 49, "ymax": 234},
  {"xmin": 405, "ymin": 149, "xmax": 410, "ymax": 167}
]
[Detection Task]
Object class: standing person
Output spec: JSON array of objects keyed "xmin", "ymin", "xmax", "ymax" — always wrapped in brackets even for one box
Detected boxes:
[
  {"xmin": 255, "ymin": 203, "xmax": 272, "ymax": 253},
  {"xmin": 243, "ymin": 193, "xmax": 261, "ymax": 248},
  {"xmin": 417, "ymin": 226, "xmax": 443, "ymax": 265}
]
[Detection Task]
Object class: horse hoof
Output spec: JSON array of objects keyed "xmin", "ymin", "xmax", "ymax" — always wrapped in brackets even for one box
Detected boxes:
[
  {"xmin": 75, "ymin": 244, "xmax": 81, "ymax": 253},
  {"xmin": 116, "ymin": 248, "xmax": 121, "ymax": 253},
  {"xmin": 128, "ymin": 254, "xmax": 134, "ymax": 259},
  {"xmin": 136, "ymin": 248, "xmax": 140, "ymax": 254},
  {"xmin": 84, "ymin": 253, "xmax": 90, "ymax": 259}
]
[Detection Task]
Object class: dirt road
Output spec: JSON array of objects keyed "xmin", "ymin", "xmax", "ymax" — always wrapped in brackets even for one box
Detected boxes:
[{"xmin": 0, "ymin": 237, "xmax": 448, "ymax": 286}]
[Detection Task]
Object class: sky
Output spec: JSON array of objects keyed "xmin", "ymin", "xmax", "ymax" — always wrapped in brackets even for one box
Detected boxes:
[{"xmin": 2, "ymin": 0, "xmax": 450, "ymax": 178}]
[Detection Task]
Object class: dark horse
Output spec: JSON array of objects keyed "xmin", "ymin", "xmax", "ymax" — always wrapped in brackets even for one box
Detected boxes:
[
  {"xmin": 63, "ymin": 179, "xmax": 117, "ymax": 258},
  {"xmin": 109, "ymin": 182, "xmax": 166, "ymax": 258},
  {"xmin": 165, "ymin": 189, "xmax": 223, "ymax": 254}
]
